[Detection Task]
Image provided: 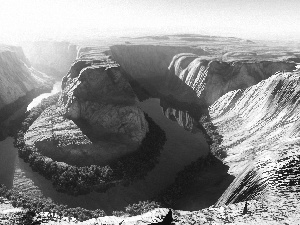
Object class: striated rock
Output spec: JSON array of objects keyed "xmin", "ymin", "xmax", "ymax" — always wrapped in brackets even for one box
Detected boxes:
[
  {"xmin": 22, "ymin": 41, "xmax": 78, "ymax": 80},
  {"xmin": 24, "ymin": 56, "xmax": 148, "ymax": 166},
  {"xmin": 168, "ymin": 54, "xmax": 297, "ymax": 106},
  {"xmin": 109, "ymin": 45, "xmax": 295, "ymax": 108},
  {"xmin": 206, "ymin": 71, "xmax": 300, "ymax": 205}
]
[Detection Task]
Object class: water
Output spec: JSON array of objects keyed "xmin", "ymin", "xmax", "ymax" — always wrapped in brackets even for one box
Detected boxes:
[
  {"xmin": 27, "ymin": 81, "xmax": 61, "ymax": 111},
  {"xmin": 0, "ymin": 97, "xmax": 211, "ymax": 213}
]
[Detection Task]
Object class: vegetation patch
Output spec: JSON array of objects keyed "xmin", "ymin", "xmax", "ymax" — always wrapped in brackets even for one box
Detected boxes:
[
  {"xmin": 0, "ymin": 86, "xmax": 52, "ymax": 140},
  {"xmin": 0, "ymin": 184, "xmax": 106, "ymax": 223}
]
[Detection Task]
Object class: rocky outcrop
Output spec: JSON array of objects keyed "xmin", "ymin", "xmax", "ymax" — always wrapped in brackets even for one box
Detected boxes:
[
  {"xmin": 168, "ymin": 54, "xmax": 297, "ymax": 106},
  {"xmin": 22, "ymin": 41, "xmax": 78, "ymax": 80},
  {"xmin": 24, "ymin": 57, "xmax": 148, "ymax": 166},
  {"xmin": 206, "ymin": 71, "xmax": 300, "ymax": 205}
]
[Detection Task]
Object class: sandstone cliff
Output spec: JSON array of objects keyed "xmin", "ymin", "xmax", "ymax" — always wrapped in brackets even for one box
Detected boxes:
[
  {"xmin": 206, "ymin": 71, "xmax": 300, "ymax": 205},
  {"xmin": 22, "ymin": 41, "xmax": 78, "ymax": 80},
  {"xmin": 24, "ymin": 56, "xmax": 148, "ymax": 166},
  {"xmin": 110, "ymin": 45, "xmax": 296, "ymax": 108},
  {"xmin": 0, "ymin": 45, "xmax": 53, "ymax": 111},
  {"xmin": 168, "ymin": 53, "xmax": 297, "ymax": 106}
]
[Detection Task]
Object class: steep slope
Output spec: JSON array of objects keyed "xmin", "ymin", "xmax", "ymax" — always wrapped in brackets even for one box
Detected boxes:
[
  {"xmin": 109, "ymin": 46, "xmax": 296, "ymax": 108},
  {"xmin": 22, "ymin": 41, "xmax": 78, "ymax": 80},
  {"xmin": 168, "ymin": 53, "xmax": 297, "ymax": 106},
  {"xmin": 0, "ymin": 45, "xmax": 52, "ymax": 110},
  {"xmin": 0, "ymin": 45, "xmax": 53, "ymax": 139},
  {"xmin": 24, "ymin": 57, "xmax": 148, "ymax": 166},
  {"xmin": 206, "ymin": 70, "xmax": 300, "ymax": 205},
  {"xmin": 108, "ymin": 46, "xmax": 300, "ymax": 213}
]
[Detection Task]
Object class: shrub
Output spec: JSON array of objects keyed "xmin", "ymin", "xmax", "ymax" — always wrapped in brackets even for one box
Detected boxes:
[
  {"xmin": 0, "ymin": 184, "xmax": 106, "ymax": 222},
  {"xmin": 125, "ymin": 201, "xmax": 162, "ymax": 216}
]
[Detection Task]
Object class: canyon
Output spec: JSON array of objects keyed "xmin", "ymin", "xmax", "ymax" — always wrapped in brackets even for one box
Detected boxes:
[
  {"xmin": 22, "ymin": 41, "xmax": 78, "ymax": 80},
  {"xmin": 1, "ymin": 35, "xmax": 300, "ymax": 224},
  {"xmin": 0, "ymin": 45, "xmax": 53, "ymax": 140}
]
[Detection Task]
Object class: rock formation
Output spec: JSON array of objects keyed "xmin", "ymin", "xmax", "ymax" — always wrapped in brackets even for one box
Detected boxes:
[
  {"xmin": 0, "ymin": 45, "xmax": 52, "ymax": 110},
  {"xmin": 22, "ymin": 41, "xmax": 78, "ymax": 80},
  {"xmin": 24, "ymin": 56, "xmax": 148, "ymax": 166},
  {"xmin": 167, "ymin": 53, "xmax": 297, "ymax": 106},
  {"xmin": 109, "ymin": 46, "xmax": 296, "ymax": 108},
  {"xmin": 8, "ymin": 42, "xmax": 300, "ymax": 223},
  {"xmin": 206, "ymin": 70, "xmax": 300, "ymax": 205}
]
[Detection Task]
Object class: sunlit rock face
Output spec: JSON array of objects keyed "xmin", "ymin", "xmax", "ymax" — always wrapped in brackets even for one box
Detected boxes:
[
  {"xmin": 0, "ymin": 45, "xmax": 52, "ymax": 110},
  {"xmin": 168, "ymin": 53, "xmax": 297, "ymax": 106},
  {"xmin": 22, "ymin": 41, "xmax": 78, "ymax": 80},
  {"xmin": 24, "ymin": 56, "xmax": 148, "ymax": 166},
  {"xmin": 207, "ymin": 71, "xmax": 300, "ymax": 205}
]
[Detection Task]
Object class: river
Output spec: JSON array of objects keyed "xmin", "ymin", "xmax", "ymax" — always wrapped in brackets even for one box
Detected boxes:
[
  {"xmin": 0, "ymin": 91, "xmax": 232, "ymax": 213},
  {"xmin": 27, "ymin": 81, "xmax": 61, "ymax": 111}
]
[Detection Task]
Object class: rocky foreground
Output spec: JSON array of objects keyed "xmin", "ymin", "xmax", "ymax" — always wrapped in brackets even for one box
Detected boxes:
[{"xmin": 2, "ymin": 197, "xmax": 300, "ymax": 224}]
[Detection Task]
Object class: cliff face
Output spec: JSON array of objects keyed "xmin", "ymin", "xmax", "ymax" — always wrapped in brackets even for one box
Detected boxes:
[
  {"xmin": 24, "ymin": 56, "xmax": 148, "ymax": 166},
  {"xmin": 208, "ymin": 70, "xmax": 300, "ymax": 205},
  {"xmin": 168, "ymin": 53, "xmax": 297, "ymax": 106},
  {"xmin": 110, "ymin": 45, "xmax": 210, "ymax": 101},
  {"xmin": 109, "ymin": 45, "xmax": 299, "ymax": 208},
  {"xmin": 110, "ymin": 45, "xmax": 296, "ymax": 107},
  {"xmin": 0, "ymin": 45, "xmax": 52, "ymax": 110},
  {"xmin": 22, "ymin": 41, "xmax": 78, "ymax": 80}
]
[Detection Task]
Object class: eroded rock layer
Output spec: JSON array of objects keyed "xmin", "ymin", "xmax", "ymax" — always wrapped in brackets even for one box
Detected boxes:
[
  {"xmin": 168, "ymin": 54, "xmax": 297, "ymax": 105},
  {"xmin": 207, "ymin": 70, "xmax": 300, "ymax": 205},
  {"xmin": 110, "ymin": 45, "xmax": 296, "ymax": 108},
  {"xmin": 24, "ymin": 57, "xmax": 148, "ymax": 166}
]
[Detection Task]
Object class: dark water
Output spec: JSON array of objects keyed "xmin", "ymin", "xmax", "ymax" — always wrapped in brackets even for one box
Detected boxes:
[{"xmin": 0, "ymin": 97, "xmax": 210, "ymax": 213}]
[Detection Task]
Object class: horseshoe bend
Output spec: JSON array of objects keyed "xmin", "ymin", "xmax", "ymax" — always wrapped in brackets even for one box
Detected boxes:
[{"xmin": 1, "ymin": 34, "xmax": 300, "ymax": 224}]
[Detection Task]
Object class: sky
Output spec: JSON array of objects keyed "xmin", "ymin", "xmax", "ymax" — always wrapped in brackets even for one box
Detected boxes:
[{"xmin": 0, "ymin": 0, "xmax": 299, "ymax": 44}]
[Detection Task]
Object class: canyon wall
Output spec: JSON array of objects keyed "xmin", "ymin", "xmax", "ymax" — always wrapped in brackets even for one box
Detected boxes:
[
  {"xmin": 109, "ymin": 45, "xmax": 299, "ymax": 207},
  {"xmin": 110, "ymin": 45, "xmax": 296, "ymax": 108},
  {"xmin": 0, "ymin": 45, "xmax": 53, "ymax": 139},
  {"xmin": 22, "ymin": 41, "xmax": 78, "ymax": 80},
  {"xmin": 207, "ymin": 70, "xmax": 300, "ymax": 205},
  {"xmin": 168, "ymin": 54, "xmax": 296, "ymax": 106},
  {"xmin": 0, "ymin": 45, "xmax": 53, "ymax": 110}
]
